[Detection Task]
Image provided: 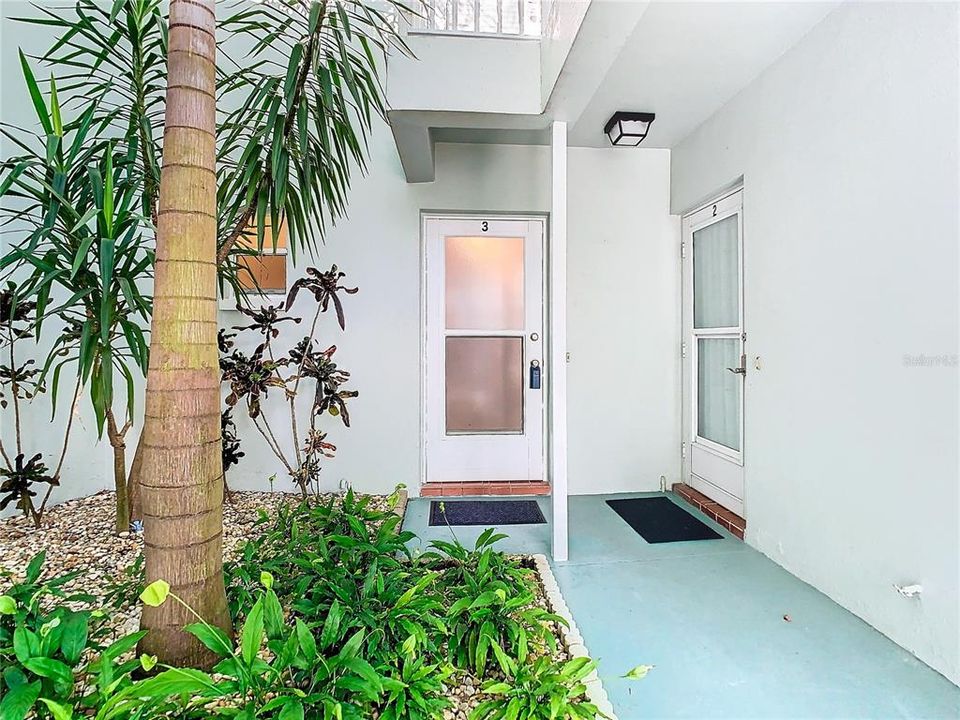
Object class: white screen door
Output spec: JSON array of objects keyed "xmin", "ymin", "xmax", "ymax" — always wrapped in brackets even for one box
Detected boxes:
[
  {"xmin": 424, "ymin": 217, "xmax": 545, "ymax": 483},
  {"xmin": 682, "ymin": 190, "xmax": 746, "ymax": 516}
]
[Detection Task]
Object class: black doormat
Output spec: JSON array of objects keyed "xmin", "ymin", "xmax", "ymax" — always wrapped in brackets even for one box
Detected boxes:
[
  {"xmin": 429, "ymin": 500, "xmax": 546, "ymax": 526},
  {"xmin": 606, "ymin": 497, "xmax": 722, "ymax": 543}
]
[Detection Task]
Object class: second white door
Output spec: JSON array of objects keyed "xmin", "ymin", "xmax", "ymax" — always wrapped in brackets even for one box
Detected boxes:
[
  {"xmin": 424, "ymin": 217, "xmax": 545, "ymax": 483},
  {"xmin": 682, "ymin": 190, "xmax": 746, "ymax": 516}
]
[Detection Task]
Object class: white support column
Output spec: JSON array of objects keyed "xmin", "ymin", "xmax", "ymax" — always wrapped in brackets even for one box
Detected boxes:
[{"xmin": 550, "ymin": 121, "xmax": 569, "ymax": 562}]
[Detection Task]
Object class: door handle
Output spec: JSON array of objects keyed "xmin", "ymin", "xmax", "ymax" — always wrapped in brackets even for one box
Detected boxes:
[{"xmin": 726, "ymin": 354, "xmax": 747, "ymax": 375}]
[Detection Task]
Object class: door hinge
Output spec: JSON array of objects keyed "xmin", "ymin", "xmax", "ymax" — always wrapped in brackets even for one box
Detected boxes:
[
  {"xmin": 681, "ymin": 442, "xmax": 687, "ymax": 460},
  {"xmin": 680, "ymin": 242, "xmax": 687, "ymax": 259},
  {"xmin": 681, "ymin": 341, "xmax": 687, "ymax": 359}
]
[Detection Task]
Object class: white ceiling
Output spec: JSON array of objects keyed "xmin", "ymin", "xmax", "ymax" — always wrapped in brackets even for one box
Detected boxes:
[{"xmin": 567, "ymin": 1, "xmax": 838, "ymax": 148}]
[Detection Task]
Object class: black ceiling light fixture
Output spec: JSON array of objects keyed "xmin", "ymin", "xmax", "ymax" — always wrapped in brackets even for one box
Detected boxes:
[{"xmin": 604, "ymin": 111, "xmax": 656, "ymax": 147}]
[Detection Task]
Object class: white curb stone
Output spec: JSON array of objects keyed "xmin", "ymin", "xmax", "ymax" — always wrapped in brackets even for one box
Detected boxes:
[{"xmin": 530, "ymin": 554, "xmax": 619, "ymax": 720}]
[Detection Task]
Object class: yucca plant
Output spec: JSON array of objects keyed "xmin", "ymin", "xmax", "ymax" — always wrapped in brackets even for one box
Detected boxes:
[{"xmin": 0, "ymin": 58, "xmax": 153, "ymax": 532}]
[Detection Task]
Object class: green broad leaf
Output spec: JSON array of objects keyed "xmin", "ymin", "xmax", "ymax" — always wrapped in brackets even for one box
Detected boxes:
[
  {"xmin": 22, "ymin": 657, "xmax": 74, "ymax": 694},
  {"xmin": 38, "ymin": 698, "xmax": 74, "ymax": 720},
  {"xmin": 0, "ymin": 595, "xmax": 15, "ymax": 614},
  {"xmin": 469, "ymin": 591, "xmax": 499, "ymax": 610},
  {"xmin": 115, "ymin": 667, "xmax": 218, "ymax": 700},
  {"xmin": 342, "ymin": 656, "xmax": 382, "ymax": 693},
  {"xmin": 277, "ymin": 700, "xmax": 305, "ymax": 720},
  {"xmin": 0, "ymin": 679, "xmax": 41, "ymax": 720},
  {"xmin": 58, "ymin": 612, "xmax": 88, "ymax": 665},
  {"xmin": 13, "ymin": 627, "xmax": 38, "ymax": 663},
  {"xmin": 339, "ymin": 628, "xmax": 365, "ymax": 660},
  {"xmin": 102, "ymin": 631, "xmax": 148, "ymax": 662},
  {"xmin": 184, "ymin": 623, "xmax": 233, "ymax": 657},
  {"xmin": 260, "ymin": 571, "xmax": 274, "ymax": 589},
  {"xmin": 139, "ymin": 654, "xmax": 157, "ymax": 672},
  {"xmin": 319, "ymin": 599, "xmax": 343, "ymax": 650},
  {"xmin": 481, "ymin": 682, "xmax": 511, "ymax": 695},
  {"xmin": 139, "ymin": 579, "xmax": 170, "ymax": 607},
  {"xmin": 490, "ymin": 642, "xmax": 515, "ymax": 677},
  {"xmin": 19, "ymin": 51, "xmax": 52, "ymax": 136},
  {"xmin": 2, "ymin": 666, "xmax": 28, "ymax": 690},
  {"xmin": 25, "ymin": 551, "xmax": 46, "ymax": 583},
  {"xmin": 560, "ymin": 657, "xmax": 595, "ymax": 682},
  {"xmin": 240, "ymin": 597, "xmax": 265, "ymax": 666},
  {"xmin": 295, "ymin": 619, "xmax": 317, "ymax": 662},
  {"xmin": 622, "ymin": 663, "xmax": 654, "ymax": 680},
  {"xmin": 263, "ymin": 590, "xmax": 284, "ymax": 639}
]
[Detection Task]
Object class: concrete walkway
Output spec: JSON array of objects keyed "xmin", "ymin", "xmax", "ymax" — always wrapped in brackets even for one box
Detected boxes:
[{"xmin": 404, "ymin": 492, "xmax": 960, "ymax": 720}]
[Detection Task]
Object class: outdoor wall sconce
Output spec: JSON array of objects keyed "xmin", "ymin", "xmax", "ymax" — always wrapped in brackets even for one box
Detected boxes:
[{"xmin": 604, "ymin": 111, "xmax": 656, "ymax": 147}]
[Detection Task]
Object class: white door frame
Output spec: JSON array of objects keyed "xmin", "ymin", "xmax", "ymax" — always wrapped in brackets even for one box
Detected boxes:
[
  {"xmin": 419, "ymin": 213, "xmax": 550, "ymax": 489},
  {"xmin": 681, "ymin": 187, "xmax": 746, "ymax": 517}
]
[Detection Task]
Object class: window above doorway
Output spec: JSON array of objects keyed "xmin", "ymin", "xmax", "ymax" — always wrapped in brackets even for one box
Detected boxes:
[{"xmin": 410, "ymin": 0, "xmax": 541, "ymax": 38}]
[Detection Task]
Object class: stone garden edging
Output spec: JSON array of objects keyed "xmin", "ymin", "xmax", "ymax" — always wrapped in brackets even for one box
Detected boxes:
[{"xmin": 530, "ymin": 554, "xmax": 618, "ymax": 720}]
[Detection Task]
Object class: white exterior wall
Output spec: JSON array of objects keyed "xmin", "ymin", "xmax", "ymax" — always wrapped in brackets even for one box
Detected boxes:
[
  {"xmin": 231, "ymin": 138, "xmax": 679, "ymax": 498},
  {"xmin": 567, "ymin": 148, "xmax": 679, "ymax": 494},
  {"xmin": 671, "ymin": 2, "xmax": 959, "ymax": 684},
  {"xmin": 387, "ymin": 33, "xmax": 541, "ymax": 115}
]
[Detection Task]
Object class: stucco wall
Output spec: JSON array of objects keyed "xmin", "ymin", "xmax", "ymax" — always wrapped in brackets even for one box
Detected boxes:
[
  {"xmin": 225, "ymin": 139, "xmax": 679, "ymax": 498},
  {"xmin": 671, "ymin": 2, "xmax": 960, "ymax": 684}
]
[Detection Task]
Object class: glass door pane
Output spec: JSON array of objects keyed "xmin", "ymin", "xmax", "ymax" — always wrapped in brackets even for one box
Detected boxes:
[
  {"xmin": 697, "ymin": 338, "xmax": 741, "ymax": 451},
  {"xmin": 693, "ymin": 214, "xmax": 739, "ymax": 328},
  {"xmin": 446, "ymin": 337, "xmax": 523, "ymax": 432},
  {"xmin": 445, "ymin": 236, "xmax": 524, "ymax": 330},
  {"xmin": 444, "ymin": 234, "xmax": 525, "ymax": 435}
]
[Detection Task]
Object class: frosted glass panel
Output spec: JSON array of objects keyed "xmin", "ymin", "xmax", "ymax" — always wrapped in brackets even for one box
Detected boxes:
[
  {"xmin": 693, "ymin": 215, "xmax": 739, "ymax": 328},
  {"xmin": 445, "ymin": 236, "xmax": 524, "ymax": 330},
  {"xmin": 446, "ymin": 337, "xmax": 523, "ymax": 433},
  {"xmin": 697, "ymin": 338, "xmax": 740, "ymax": 451}
]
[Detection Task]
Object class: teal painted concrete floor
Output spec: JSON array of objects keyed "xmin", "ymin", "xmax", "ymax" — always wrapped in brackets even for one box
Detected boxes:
[{"xmin": 404, "ymin": 492, "xmax": 960, "ymax": 720}]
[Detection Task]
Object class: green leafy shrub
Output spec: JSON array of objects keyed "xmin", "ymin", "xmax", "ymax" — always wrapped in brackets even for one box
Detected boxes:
[
  {"xmin": 470, "ymin": 656, "xmax": 603, "ymax": 720},
  {"xmin": 0, "ymin": 552, "xmax": 142, "ymax": 720},
  {"xmin": 1, "ymin": 492, "xmax": 616, "ymax": 720},
  {"xmin": 425, "ymin": 529, "xmax": 566, "ymax": 675}
]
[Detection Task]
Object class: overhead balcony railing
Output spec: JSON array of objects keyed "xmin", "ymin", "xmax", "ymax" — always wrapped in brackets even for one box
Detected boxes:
[{"xmin": 408, "ymin": 0, "xmax": 542, "ymax": 38}]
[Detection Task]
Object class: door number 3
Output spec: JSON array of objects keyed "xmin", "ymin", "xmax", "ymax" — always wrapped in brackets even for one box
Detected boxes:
[{"xmin": 481, "ymin": 221, "xmax": 489, "ymax": 232}]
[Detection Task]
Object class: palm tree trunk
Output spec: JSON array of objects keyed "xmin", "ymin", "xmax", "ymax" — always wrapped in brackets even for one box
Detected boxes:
[{"xmin": 139, "ymin": 0, "xmax": 231, "ymax": 668}]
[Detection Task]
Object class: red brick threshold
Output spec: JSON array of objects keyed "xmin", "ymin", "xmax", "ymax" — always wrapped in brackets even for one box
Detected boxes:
[
  {"xmin": 421, "ymin": 481, "xmax": 551, "ymax": 497},
  {"xmin": 672, "ymin": 482, "xmax": 746, "ymax": 540}
]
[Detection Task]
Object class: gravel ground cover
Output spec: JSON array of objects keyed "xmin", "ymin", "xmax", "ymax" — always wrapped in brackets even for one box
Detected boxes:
[{"xmin": 0, "ymin": 490, "xmax": 572, "ymax": 720}]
